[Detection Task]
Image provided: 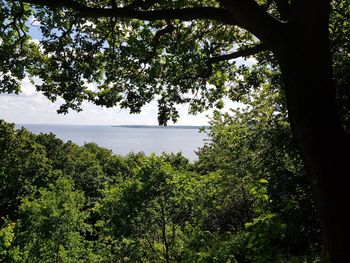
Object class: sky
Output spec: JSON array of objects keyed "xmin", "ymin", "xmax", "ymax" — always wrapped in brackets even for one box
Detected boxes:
[
  {"xmin": 0, "ymin": 77, "xmax": 230, "ymax": 125},
  {"xmin": 0, "ymin": 75, "xmax": 243, "ymax": 125},
  {"xmin": 0, "ymin": 17, "xmax": 249, "ymax": 126}
]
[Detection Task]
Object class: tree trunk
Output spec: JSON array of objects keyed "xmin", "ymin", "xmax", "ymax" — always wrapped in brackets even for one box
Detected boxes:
[{"xmin": 274, "ymin": 17, "xmax": 350, "ymax": 262}]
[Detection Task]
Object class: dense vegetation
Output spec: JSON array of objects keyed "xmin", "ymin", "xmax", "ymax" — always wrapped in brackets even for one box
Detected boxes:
[
  {"xmin": 1, "ymin": 0, "xmax": 349, "ymax": 261},
  {"xmin": 0, "ymin": 85, "xmax": 322, "ymax": 262}
]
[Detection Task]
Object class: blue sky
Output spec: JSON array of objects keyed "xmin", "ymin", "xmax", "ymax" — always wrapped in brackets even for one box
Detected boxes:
[{"xmin": 0, "ymin": 18, "xmax": 250, "ymax": 126}]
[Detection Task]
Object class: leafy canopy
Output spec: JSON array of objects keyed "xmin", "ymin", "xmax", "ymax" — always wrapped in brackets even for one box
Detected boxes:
[{"xmin": 1, "ymin": 0, "xmax": 282, "ymax": 124}]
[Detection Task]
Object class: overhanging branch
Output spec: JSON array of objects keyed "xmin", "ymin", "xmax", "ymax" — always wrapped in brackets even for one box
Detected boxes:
[
  {"xmin": 194, "ymin": 43, "xmax": 267, "ymax": 79},
  {"xmin": 209, "ymin": 43, "xmax": 267, "ymax": 64},
  {"xmin": 218, "ymin": 0, "xmax": 283, "ymax": 45},
  {"xmin": 22, "ymin": 0, "xmax": 238, "ymax": 25}
]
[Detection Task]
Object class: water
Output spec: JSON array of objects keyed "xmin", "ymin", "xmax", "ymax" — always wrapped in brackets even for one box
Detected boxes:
[{"xmin": 16, "ymin": 124, "xmax": 209, "ymax": 161}]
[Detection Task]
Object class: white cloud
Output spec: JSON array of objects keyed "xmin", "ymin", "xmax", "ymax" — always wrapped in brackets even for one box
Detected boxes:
[
  {"xmin": 0, "ymin": 78, "xmax": 240, "ymax": 126},
  {"xmin": 29, "ymin": 15, "xmax": 41, "ymax": 27},
  {"xmin": 235, "ymin": 57, "xmax": 258, "ymax": 67}
]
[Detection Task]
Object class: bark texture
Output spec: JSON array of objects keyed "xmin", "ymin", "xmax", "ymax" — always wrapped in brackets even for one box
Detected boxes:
[{"xmin": 273, "ymin": 6, "xmax": 350, "ymax": 261}]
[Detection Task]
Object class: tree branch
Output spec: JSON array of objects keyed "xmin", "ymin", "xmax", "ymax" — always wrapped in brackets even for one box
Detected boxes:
[
  {"xmin": 22, "ymin": 0, "xmax": 238, "ymax": 25},
  {"xmin": 142, "ymin": 21, "xmax": 175, "ymax": 62},
  {"xmin": 209, "ymin": 43, "xmax": 267, "ymax": 64},
  {"xmin": 218, "ymin": 0, "xmax": 283, "ymax": 46},
  {"xmin": 194, "ymin": 43, "xmax": 267, "ymax": 80}
]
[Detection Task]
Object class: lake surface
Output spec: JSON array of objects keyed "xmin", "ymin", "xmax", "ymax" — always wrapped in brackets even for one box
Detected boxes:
[{"xmin": 16, "ymin": 124, "xmax": 209, "ymax": 161}]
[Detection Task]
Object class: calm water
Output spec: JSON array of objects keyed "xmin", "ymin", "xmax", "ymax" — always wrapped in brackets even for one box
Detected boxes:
[{"xmin": 16, "ymin": 124, "xmax": 208, "ymax": 161}]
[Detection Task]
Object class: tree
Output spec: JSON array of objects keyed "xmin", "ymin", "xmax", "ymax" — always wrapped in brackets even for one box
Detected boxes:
[
  {"xmin": 1, "ymin": 0, "xmax": 349, "ymax": 261},
  {"xmin": 95, "ymin": 156, "xmax": 191, "ymax": 262},
  {"xmin": 35, "ymin": 134, "xmax": 110, "ymax": 204},
  {"xmin": 15, "ymin": 177, "xmax": 92, "ymax": 263},
  {"xmin": 196, "ymin": 84, "xmax": 322, "ymax": 261},
  {"xmin": 95, "ymin": 154, "xmax": 240, "ymax": 262},
  {"xmin": 0, "ymin": 120, "xmax": 54, "ymax": 220}
]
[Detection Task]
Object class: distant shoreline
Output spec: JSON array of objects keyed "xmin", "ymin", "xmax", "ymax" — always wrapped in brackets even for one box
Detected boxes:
[
  {"xmin": 14, "ymin": 123, "xmax": 208, "ymax": 160},
  {"xmin": 16, "ymin": 123, "xmax": 208, "ymax": 129},
  {"xmin": 112, "ymin": 125, "xmax": 208, "ymax": 130}
]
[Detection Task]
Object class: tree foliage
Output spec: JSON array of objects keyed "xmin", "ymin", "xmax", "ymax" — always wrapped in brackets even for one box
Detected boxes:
[
  {"xmin": 0, "ymin": 118, "xmax": 322, "ymax": 262},
  {"xmin": 1, "ymin": 0, "xmax": 349, "ymax": 261},
  {"xmin": 1, "ymin": 0, "xmax": 274, "ymax": 124},
  {"xmin": 16, "ymin": 177, "xmax": 91, "ymax": 263}
]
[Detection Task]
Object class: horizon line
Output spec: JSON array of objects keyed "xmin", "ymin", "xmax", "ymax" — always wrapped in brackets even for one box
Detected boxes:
[{"xmin": 15, "ymin": 122, "xmax": 208, "ymax": 127}]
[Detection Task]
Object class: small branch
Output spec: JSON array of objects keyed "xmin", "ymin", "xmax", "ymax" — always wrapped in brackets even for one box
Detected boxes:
[
  {"xmin": 142, "ymin": 21, "xmax": 174, "ymax": 62},
  {"xmin": 22, "ymin": 0, "xmax": 238, "ymax": 25},
  {"xmin": 195, "ymin": 43, "xmax": 267, "ymax": 79},
  {"xmin": 144, "ymin": 234, "xmax": 162, "ymax": 260},
  {"xmin": 208, "ymin": 43, "xmax": 267, "ymax": 64}
]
